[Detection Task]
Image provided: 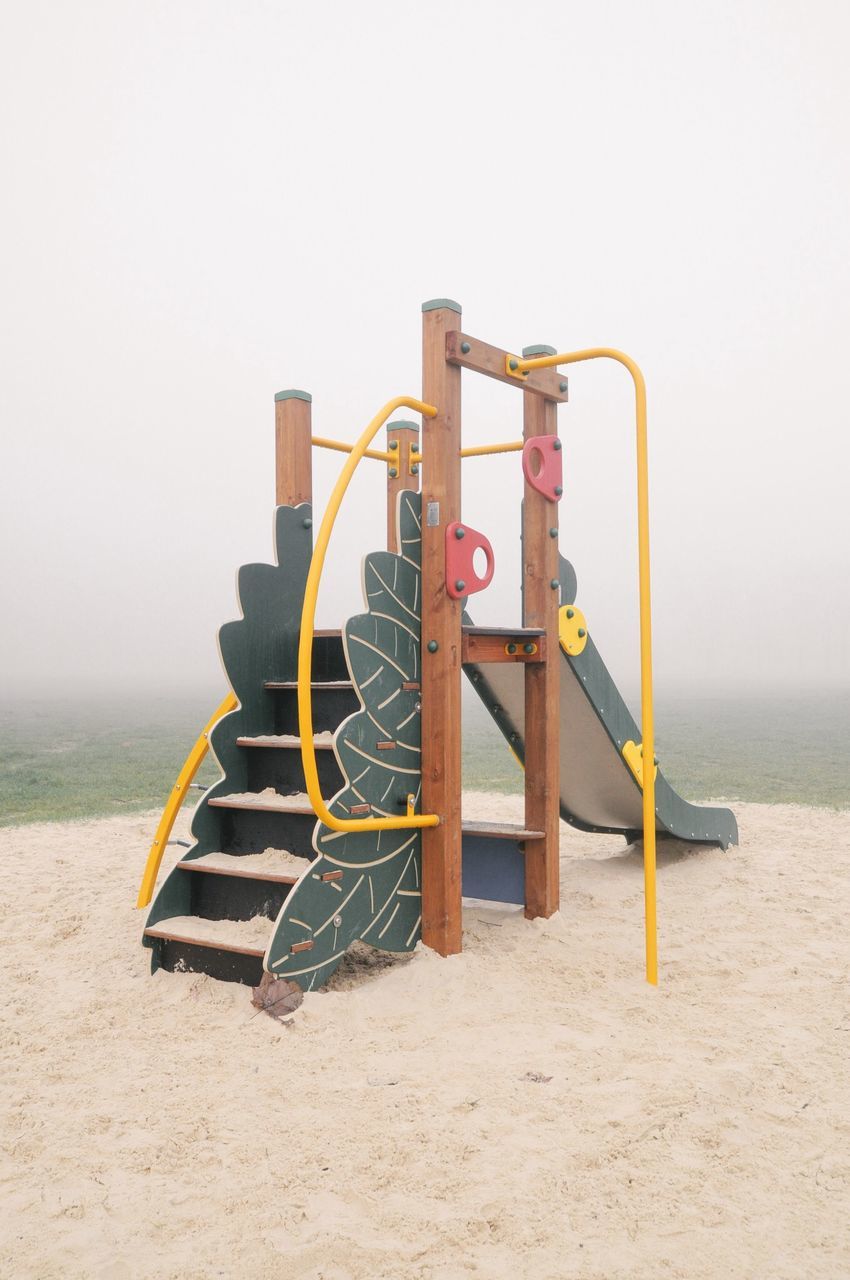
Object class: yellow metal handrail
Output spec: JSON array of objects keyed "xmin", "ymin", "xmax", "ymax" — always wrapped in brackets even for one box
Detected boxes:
[
  {"xmin": 136, "ymin": 691, "xmax": 237, "ymax": 908},
  {"xmin": 509, "ymin": 346, "xmax": 658, "ymax": 986},
  {"xmin": 460, "ymin": 440, "xmax": 524, "ymax": 458},
  {"xmin": 298, "ymin": 396, "xmax": 440, "ymax": 833},
  {"xmin": 408, "ymin": 440, "xmax": 524, "ymax": 467},
  {"xmin": 312, "ymin": 435, "xmax": 393, "ymax": 463}
]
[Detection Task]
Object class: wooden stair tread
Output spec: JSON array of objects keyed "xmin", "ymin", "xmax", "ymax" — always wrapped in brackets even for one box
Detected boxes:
[
  {"xmin": 144, "ymin": 915, "xmax": 270, "ymax": 957},
  {"xmin": 178, "ymin": 850, "xmax": 312, "ymax": 884},
  {"xmin": 461, "ymin": 626, "xmax": 545, "ymax": 637},
  {"xmin": 236, "ymin": 733, "xmax": 335, "ymax": 749},
  {"xmin": 263, "ymin": 680, "xmax": 353, "ymax": 690},
  {"xmin": 208, "ymin": 791, "xmax": 315, "ymax": 815},
  {"xmin": 461, "ymin": 819, "xmax": 545, "ymax": 841}
]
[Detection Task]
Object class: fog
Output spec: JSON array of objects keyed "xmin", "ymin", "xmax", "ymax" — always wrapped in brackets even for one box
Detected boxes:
[{"xmin": 2, "ymin": 0, "xmax": 848, "ymax": 704}]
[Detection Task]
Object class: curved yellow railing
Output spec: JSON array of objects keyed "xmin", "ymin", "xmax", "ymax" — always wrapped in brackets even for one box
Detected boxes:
[
  {"xmin": 510, "ymin": 347, "xmax": 658, "ymax": 986},
  {"xmin": 136, "ymin": 691, "xmax": 237, "ymax": 908},
  {"xmin": 312, "ymin": 435, "xmax": 394, "ymax": 463},
  {"xmin": 298, "ymin": 396, "xmax": 440, "ymax": 833}
]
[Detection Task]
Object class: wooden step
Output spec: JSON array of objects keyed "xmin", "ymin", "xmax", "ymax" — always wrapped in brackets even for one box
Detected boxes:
[
  {"xmin": 461, "ymin": 819, "xmax": 544, "ymax": 842},
  {"xmin": 263, "ymin": 680, "xmax": 353, "ymax": 690},
  {"xmin": 236, "ymin": 733, "xmax": 335, "ymax": 749},
  {"xmin": 208, "ymin": 791, "xmax": 315, "ymax": 816},
  {"xmin": 144, "ymin": 914, "xmax": 270, "ymax": 957},
  {"xmin": 461, "ymin": 626, "xmax": 545, "ymax": 637},
  {"xmin": 177, "ymin": 850, "xmax": 312, "ymax": 885}
]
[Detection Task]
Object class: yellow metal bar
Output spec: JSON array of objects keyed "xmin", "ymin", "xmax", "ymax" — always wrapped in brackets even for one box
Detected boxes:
[
  {"xmin": 136, "ymin": 692, "xmax": 237, "ymax": 908},
  {"xmin": 460, "ymin": 440, "xmax": 524, "ymax": 458},
  {"xmin": 299, "ymin": 395, "xmax": 440, "ymax": 833},
  {"xmin": 311, "ymin": 435, "xmax": 392, "ymax": 463},
  {"xmin": 408, "ymin": 440, "xmax": 524, "ymax": 467},
  {"xmin": 510, "ymin": 346, "xmax": 657, "ymax": 986}
]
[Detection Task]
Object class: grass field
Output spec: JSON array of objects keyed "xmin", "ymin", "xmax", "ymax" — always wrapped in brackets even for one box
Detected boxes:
[{"xmin": 1, "ymin": 688, "xmax": 848, "ymax": 829}]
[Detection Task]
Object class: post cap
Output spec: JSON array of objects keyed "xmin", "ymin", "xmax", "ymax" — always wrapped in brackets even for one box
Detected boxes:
[
  {"xmin": 274, "ymin": 389, "xmax": 312, "ymax": 403},
  {"xmin": 387, "ymin": 420, "xmax": 420, "ymax": 433},
  {"xmin": 521, "ymin": 344, "xmax": 557, "ymax": 357},
  {"xmin": 421, "ymin": 298, "xmax": 462, "ymax": 314}
]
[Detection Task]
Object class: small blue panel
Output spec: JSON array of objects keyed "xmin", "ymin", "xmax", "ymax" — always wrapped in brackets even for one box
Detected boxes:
[{"xmin": 461, "ymin": 836, "xmax": 525, "ymax": 905}]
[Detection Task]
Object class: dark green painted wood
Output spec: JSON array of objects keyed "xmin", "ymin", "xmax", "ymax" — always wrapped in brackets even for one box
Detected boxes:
[
  {"xmin": 265, "ymin": 491, "xmax": 424, "ymax": 990},
  {"xmin": 144, "ymin": 504, "xmax": 315, "ymax": 943}
]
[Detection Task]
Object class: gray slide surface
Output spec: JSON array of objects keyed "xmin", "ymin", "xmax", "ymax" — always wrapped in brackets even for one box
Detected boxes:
[{"xmin": 464, "ymin": 562, "xmax": 738, "ymax": 850}]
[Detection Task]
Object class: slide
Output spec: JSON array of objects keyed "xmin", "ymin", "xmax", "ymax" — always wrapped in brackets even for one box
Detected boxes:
[{"xmin": 464, "ymin": 557, "xmax": 738, "ymax": 850}]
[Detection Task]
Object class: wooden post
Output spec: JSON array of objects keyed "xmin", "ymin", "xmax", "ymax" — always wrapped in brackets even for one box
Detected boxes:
[
  {"xmin": 521, "ymin": 346, "xmax": 561, "ymax": 919},
  {"xmin": 420, "ymin": 299, "xmax": 463, "ymax": 956},
  {"xmin": 386, "ymin": 421, "xmax": 420, "ymax": 552},
  {"xmin": 275, "ymin": 389, "xmax": 313, "ymax": 507}
]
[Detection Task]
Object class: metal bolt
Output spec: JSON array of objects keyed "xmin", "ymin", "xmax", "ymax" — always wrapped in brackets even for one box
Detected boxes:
[
  {"xmin": 549, "ymin": 527, "xmax": 558, "ymax": 538},
  {"xmin": 566, "ymin": 608, "xmax": 574, "ymax": 618},
  {"xmin": 554, "ymin": 485, "xmax": 563, "ymax": 496},
  {"xmin": 559, "ymin": 381, "xmax": 568, "ymax": 393},
  {"xmin": 550, "ymin": 579, "xmax": 560, "ymax": 589},
  {"xmin": 506, "ymin": 643, "xmax": 517, "ymax": 654},
  {"xmin": 389, "ymin": 467, "xmax": 398, "ymax": 478},
  {"xmin": 509, "ymin": 358, "xmax": 518, "ymax": 370},
  {"xmin": 333, "ymin": 915, "xmax": 343, "ymax": 929},
  {"xmin": 523, "ymin": 642, "xmax": 535, "ymax": 654},
  {"xmin": 302, "ymin": 517, "xmax": 312, "ymax": 528},
  {"xmin": 553, "ymin": 438, "xmax": 562, "ymax": 451},
  {"xmin": 389, "ymin": 441, "xmax": 399, "ymax": 450},
  {"xmin": 455, "ymin": 580, "xmax": 466, "ymax": 592},
  {"xmin": 411, "ymin": 463, "xmax": 420, "ymax": 474},
  {"xmin": 461, "ymin": 341, "xmax": 471, "ymax": 354},
  {"xmin": 577, "ymin": 628, "xmax": 586, "ymax": 638},
  {"xmin": 454, "ymin": 526, "xmax": 465, "ymax": 539},
  {"xmin": 415, "ymin": 702, "xmax": 422, "ymax": 712},
  {"xmin": 427, "ymin": 640, "xmax": 438, "ymax": 653}
]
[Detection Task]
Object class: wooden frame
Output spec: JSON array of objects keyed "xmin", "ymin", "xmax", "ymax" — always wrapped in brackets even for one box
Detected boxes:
[
  {"xmin": 275, "ymin": 390, "xmax": 313, "ymax": 507},
  {"xmin": 420, "ymin": 300, "xmax": 463, "ymax": 956},
  {"xmin": 521, "ymin": 363, "xmax": 561, "ymax": 920}
]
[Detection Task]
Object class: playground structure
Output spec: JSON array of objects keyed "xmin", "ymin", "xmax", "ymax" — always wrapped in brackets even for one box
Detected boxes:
[{"xmin": 138, "ymin": 300, "xmax": 737, "ymax": 990}]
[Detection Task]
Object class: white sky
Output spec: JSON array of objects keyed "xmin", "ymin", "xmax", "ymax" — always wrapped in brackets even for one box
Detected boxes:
[{"xmin": 2, "ymin": 0, "xmax": 848, "ymax": 700}]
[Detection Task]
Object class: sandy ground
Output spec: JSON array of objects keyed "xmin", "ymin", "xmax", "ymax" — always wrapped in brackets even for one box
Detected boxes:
[{"xmin": 1, "ymin": 796, "xmax": 848, "ymax": 1280}]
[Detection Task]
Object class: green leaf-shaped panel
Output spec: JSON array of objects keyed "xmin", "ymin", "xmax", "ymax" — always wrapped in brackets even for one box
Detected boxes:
[{"xmin": 265, "ymin": 492, "xmax": 423, "ymax": 989}]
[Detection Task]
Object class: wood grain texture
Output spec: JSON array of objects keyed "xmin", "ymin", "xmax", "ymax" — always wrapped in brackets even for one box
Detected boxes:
[
  {"xmin": 522, "ymin": 389, "xmax": 561, "ymax": 920},
  {"xmin": 461, "ymin": 632, "xmax": 546, "ymax": 664},
  {"xmin": 421, "ymin": 304, "xmax": 463, "ymax": 956},
  {"xmin": 446, "ymin": 331, "xmax": 569, "ymax": 403},
  {"xmin": 275, "ymin": 395, "xmax": 313, "ymax": 507}
]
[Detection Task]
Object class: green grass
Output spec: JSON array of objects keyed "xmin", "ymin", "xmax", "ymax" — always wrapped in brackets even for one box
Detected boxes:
[{"xmin": 1, "ymin": 688, "xmax": 848, "ymax": 829}]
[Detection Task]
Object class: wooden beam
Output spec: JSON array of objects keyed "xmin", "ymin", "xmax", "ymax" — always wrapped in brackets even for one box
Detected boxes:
[
  {"xmin": 275, "ymin": 390, "xmax": 312, "ymax": 507},
  {"xmin": 446, "ymin": 331, "xmax": 569, "ymax": 403},
  {"xmin": 461, "ymin": 631, "xmax": 546, "ymax": 665},
  {"xmin": 522, "ymin": 359, "xmax": 561, "ymax": 921},
  {"xmin": 386, "ymin": 421, "xmax": 420, "ymax": 552},
  {"xmin": 420, "ymin": 299, "xmax": 463, "ymax": 957}
]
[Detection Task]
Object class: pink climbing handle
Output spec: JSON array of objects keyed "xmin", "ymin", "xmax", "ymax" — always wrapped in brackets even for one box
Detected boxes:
[
  {"xmin": 522, "ymin": 435, "xmax": 563, "ymax": 502},
  {"xmin": 445, "ymin": 522, "xmax": 495, "ymax": 600}
]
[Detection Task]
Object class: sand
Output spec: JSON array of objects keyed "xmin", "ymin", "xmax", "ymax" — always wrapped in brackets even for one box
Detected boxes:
[{"xmin": 1, "ymin": 796, "xmax": 848, "ymax": 1279}]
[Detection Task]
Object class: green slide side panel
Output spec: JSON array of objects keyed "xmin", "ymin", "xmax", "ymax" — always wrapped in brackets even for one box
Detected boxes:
[
  {"xmin": 565, "ymin": 636, "xmax": 739, "ymax": 848},
  {"xmin": 144, "ymin": 504, "xmax": 312, "ymax": 935},
  {"xmin": 265, "ymin": 491, "xmax": 423, "ymax": 990}
]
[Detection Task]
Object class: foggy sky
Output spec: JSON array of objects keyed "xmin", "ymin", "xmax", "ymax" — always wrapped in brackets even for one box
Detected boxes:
[{"xmin": 2, "ymin": 0, "xmax": 849, "ymax": 702}]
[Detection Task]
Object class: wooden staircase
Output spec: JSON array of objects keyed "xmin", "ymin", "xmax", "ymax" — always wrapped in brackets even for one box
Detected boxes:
[
  {"xmin": 143, "ymin": 632, "xmax": 356, "ymax": 985},
  {"xmin": 144, "ymin": 625, "xmax": 542, "ymax": 987}
]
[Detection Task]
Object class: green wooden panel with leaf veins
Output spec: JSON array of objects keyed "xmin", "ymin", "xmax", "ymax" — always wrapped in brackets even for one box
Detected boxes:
[{"xmin": 265, "ymin": 491, "xmax": 423, "ymax": 989}]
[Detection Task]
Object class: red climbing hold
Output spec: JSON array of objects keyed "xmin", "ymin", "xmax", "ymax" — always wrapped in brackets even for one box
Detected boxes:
[
  {"xmin": 522, "ymin": 435, "xmax": 563, "ymax": 502},
  {"xmin": 445, "ymin": 522, "xmax": 495, "ymax": 600}
]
